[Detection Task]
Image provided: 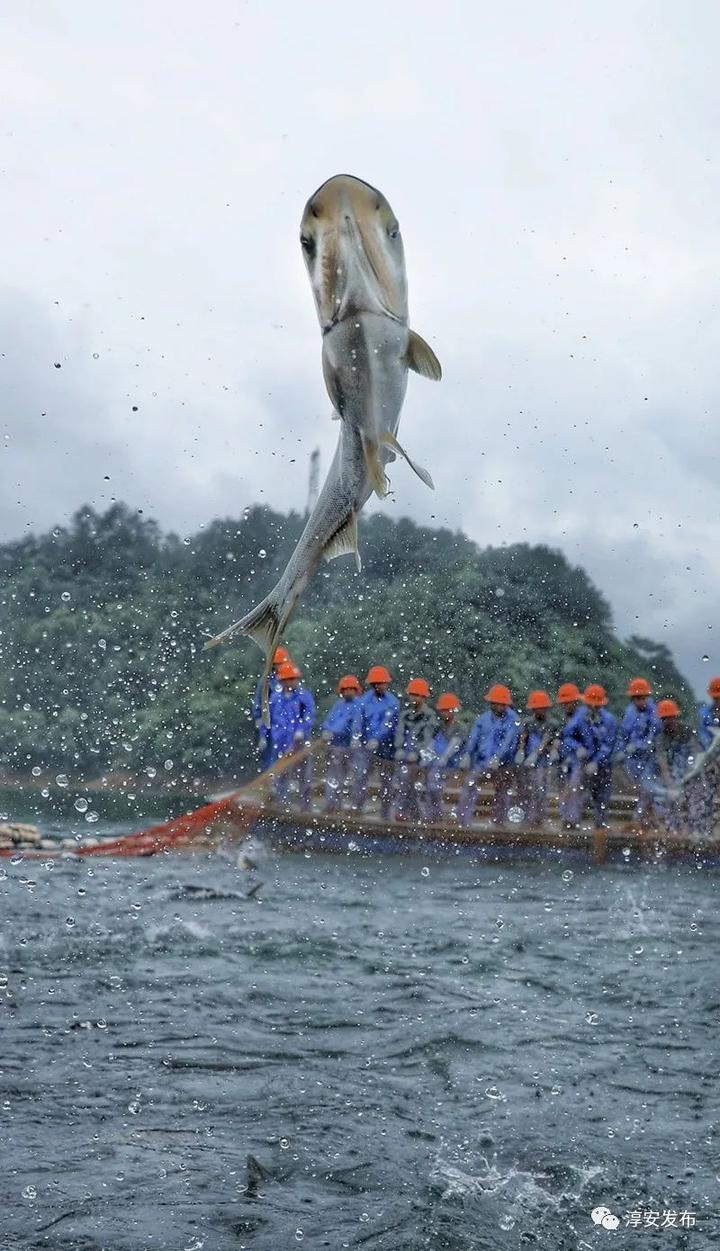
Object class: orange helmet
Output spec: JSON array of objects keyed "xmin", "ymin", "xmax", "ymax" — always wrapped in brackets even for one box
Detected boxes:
[
  {"xmin": 527, "ymin": 690, "xmax": 552, "ymax": 711},
  {"xmin": 436, "ymin": 693, "xmax": 461, "ymax": 712},
  {"xmin": 708, "ymin": 677, "xmax": 720, "ymax": 699},
  {"xmin": 337, "ymin": 674, "xmax": 361, "ymax": 695},
  {"xmin": 406, "ymin": 678, "xmax": 431, "ymax": 699},
  {"xmin": 485, "ymin": 684, "xmax": 512, "ymax": 707},
  {"xmin": 627, "ymin": 677, "xmax": 651, "ymax": 697},
  {"xmin": 273, "ymin": 646, "xmax": 291, "ymax": 666},
  {"xmin": 277, "ymin": 660, "xmax": 301, "ymax": 681},
  {"xmin": 557, "ymin": 683, "xmax": 582, "ymax": 704},
  {"xmin": 657, "ymin": 698, "xmax": 680, "ymax": 719},
  {"xmin": 366, "ymin": 665, "xmax": 391, "ymax": 686},
  {"xmin": 584, "ymin": 684, "xmax": 608, "ymax": 708}
]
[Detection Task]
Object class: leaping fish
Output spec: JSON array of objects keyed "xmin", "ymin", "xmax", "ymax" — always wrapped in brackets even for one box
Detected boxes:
[{"xmin": 204, "ymin": 174, "xmax": 442, "ymax": 714}]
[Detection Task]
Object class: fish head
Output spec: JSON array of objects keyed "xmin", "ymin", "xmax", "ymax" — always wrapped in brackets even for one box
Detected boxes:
[{"xmin": 300, "ymin": 174, "xmax": 408, "ymax": 331}]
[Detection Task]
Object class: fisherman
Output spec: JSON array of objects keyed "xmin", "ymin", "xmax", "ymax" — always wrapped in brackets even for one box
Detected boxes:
[
  {"xmin": 554, "ymin": 683, "xmax": 594, "ymax": 829},
  {"xmin": 425, "ymin": 694, "xmax": 464, "ymax": 823},
  {"xmin": 698, "ymin": 677, "xmax": 720, "ymax": 750},
  {"xmin": 390, "ymin": 679, "xmax": 438, "ymax": 821},
  {"xmin": 615, "ymin": 677, "xmax": 661, "ymax": 822},
  {"xmin": 582, "ymin": 684, "xmax": 618, "ymax": 829},
  {"xmin": 252, "ymin": 646, "xmax": 292, "ymax": 771},
  {"xmin": 515, "ymin": 690, "xmax": 555, "ymax": 829},
  {"xmin": 320, "ymin": 674, "xmax": 362, "ymax": 811},
  {"xmin": 350, "ymin": 666, "xmax": 400, "ymax": 817},
  {"xmin": 653, "ymin": 699, "xmax": 701, "ymax": 832},
  {"xmin": 267, "ymin": 660, "xmax": 316, "ymax": 810},
  {"xmin": 458, "ymin": 685, "xmax": 521, "ymax": 826}
]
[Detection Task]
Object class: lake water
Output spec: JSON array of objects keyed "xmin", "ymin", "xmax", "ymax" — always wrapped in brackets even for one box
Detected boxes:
[{"xmin": 1, "ymin": 804, "xmax": 717, "ymax": 1249}]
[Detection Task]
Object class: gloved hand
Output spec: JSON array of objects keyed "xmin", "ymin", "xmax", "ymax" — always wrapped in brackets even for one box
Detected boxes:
[
  {"xmin": 293, "ymin": 731, "xmax": 305, "ymax": 743},
  {"xmin": 514, "ymin": 750, "xmax": 525, "ymax": 766},
  {"xmin": 367, "ymin": 739, "xmax": 379, "ymax": 752},
  {"xmin": 626, "ymin": 743, "xmax": 637, "ymax": 757},
  {"xmin": 394, "ymin": 749, "xmax": 405, "ymax": 762},
  {"xmin": 576, "ymin": 746, "xmax": 588, "ymax": 761},
  {"xmin": 524, "ymin": 753, "xmax": 538, "ymax": 769},
  {"xmin": 585, "ymin": 761, "xmax": 598, "ymax": 777},
  {"xmin": 321, "ymin": 730, "xmax": 332, "ymax": 743},
  {"xmin": 487, "ymin": 759, "xmax": 500, "ymax": 772},
  {"xmin": 406, "ymin": 751, "xmax": 419, "ymax": 764},
  {"xmin": 459, "ymin": 754, "xmax": 472, "ymax": 770}
]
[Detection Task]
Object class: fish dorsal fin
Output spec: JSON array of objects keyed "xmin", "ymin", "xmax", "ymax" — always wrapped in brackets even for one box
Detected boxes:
[
  {"xmin": 360, "ymin": 435, "xmax": 389, "ymax": 499},
  {"xmin": 405, "ymin": 330, "xmax": 442, "ymax": 381},
  {"xmin": 322, "ymin": 512, "xmax": 362, "ymax": 572},
  {"xmin": 379, "ymin": 430, "xmax": 435, "ymax": 490}
]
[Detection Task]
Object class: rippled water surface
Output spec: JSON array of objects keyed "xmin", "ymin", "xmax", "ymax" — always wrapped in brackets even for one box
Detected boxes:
[{"xmin": 2, "ymin": 816, "xmax": 718, "ymax": 1249}]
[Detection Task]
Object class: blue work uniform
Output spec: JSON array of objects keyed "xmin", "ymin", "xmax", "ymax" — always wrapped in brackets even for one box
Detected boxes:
[
  {"xmin": 252, "ymin": 674, "xmax": 284, "ymax": 771},
  {"xmin": 616, "ymin": 701, "xmax": 661, "ymax": 781},
  {"xmin": 322, "ymin": 698, "xmax": 357, "ymax": 748},
  {"xmin": 582, "ymin": 707, "xmax": 618, "ymax": 827},
  {"xmin": 425, "ymin": 724, "xmax": 463, "ymax": 822},
  {"xmin": 517, "ymin": 715, "xmax": 556, "ymax": 828},
  {"xmin": 464, "ymin": 709, "xmax": 521, "ymax": 769},
  {"xmin": 556, "ymin": 708, "xmax": 595, "ymax": 826},
  {"xmin": 698, "ymin": 703, "xmax": 720, "ymax": 751},
  {"xmin": 458, "ymin": 709, "xmax": 521, "ymax": 826},
  {"xmin": 350, "ymin": 691, "xmax": 400, "ymax": 761},
  {"xmin": 267, "ymin": 685, "xmax": 316, "ymax": 763}
]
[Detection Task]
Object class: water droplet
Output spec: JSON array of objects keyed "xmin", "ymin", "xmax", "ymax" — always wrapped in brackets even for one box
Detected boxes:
[
  {"xmin": 65, "ymin": 916, "xmax": 75, "ymax": 929},
  {"xmin": 146, "ymin": 766, "xmax": 157, "ymax": 778},
  {"xmin": 279, "ymin": 1137, "xmax": 290, "ymax": 1149},
  {"xmin": 258, "ymin": 549, "xmax": 267, "ymax": 559},
  {"xmin": 85, "ymin": 812, "xmax": 99, "ymax": 824},
  {"xmin": 164, "ymin": 759, "xmax": 173, "ymax": 771},
  {"xmin": 496, "ymin": 916, "xmax": 504, "ymax": 929},
  {"xmin": 55, "ymin": 774, "xmax": 69, "ymax": 788},
  {"xmin": 31, "ymin": 766, "xmax": 41, "ymax": 777},
  {"xmin": 60, "ymin": 591, "xmax": 71, "ymax": 602},
  {"xmin": 484, "ymin": 1086, "xmax": 503, "ymax": 1100},
  {"xmin": 92, "ymin": 351, "xmax": 100, "ymax": 359},
  {"xmin": 74, "ymin": 798, "xmax": 88, "ymax": 813},
  {"xmin": 561, "ymin": 869, "xmax": 574, "ymax": 882},
  {"xmin": 508, "ymin": 805, "xmax": 524, "ymax": 824},
  {"xmin": 585, "ymin": 1011, "xmax": 598, "ymax": 1025},
  {"xmin": 295, "ymin": 1231, "xmax": 304, "ymax": 1242},
  {"xmin": 499, "ymin": 1213, "xmax": 516, "ymax": 1230},
  {"xmin": 97, "ymin": 1019, "xmax": 108, "ymax": 1029},
  {"xmin": 98, "ymin": 638, "xmax": 107, "ymax": 650},
  {"xmin": 421, "ymin": 866, "xmax": 430, "ymax": 877},
  {"xmin": 702, "ymin": 655, "xmax": 709, "ymax": 663},
  {"xmin": 22, "ymin": 1185, "xmax": 37, "ymax": 1200},
  {"xmin": 634, "ymin": 945, "xmax": 644, "ymax": 955},
  {"xmin": 128, "ymin": 1101, "xmax": 141, "ymax": 1115}
]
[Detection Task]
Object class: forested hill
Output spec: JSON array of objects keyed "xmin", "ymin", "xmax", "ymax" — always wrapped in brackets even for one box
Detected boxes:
[{"xmin": 0, "ymin": 503, "xmax": 690, "ymax": 780}]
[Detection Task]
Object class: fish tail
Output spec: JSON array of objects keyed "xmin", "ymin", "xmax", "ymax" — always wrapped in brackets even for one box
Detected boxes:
[{"xmin": 203, "ymin": 592, "xmax": 283, "ymax": 725}]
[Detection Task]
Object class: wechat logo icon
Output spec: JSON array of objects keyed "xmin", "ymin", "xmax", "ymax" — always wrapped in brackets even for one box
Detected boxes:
[{"xmin": 591, "ymin": 1206, "xmax": 620, "ymax": 1230}]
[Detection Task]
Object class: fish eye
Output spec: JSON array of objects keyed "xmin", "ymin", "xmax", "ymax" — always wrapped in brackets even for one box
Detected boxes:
[
  {"xmin": 387, "ymin": 222, "xmax": 399, "ymax": 239},
  {"xmin": 300, "ymin": 233, "xmax": 315, "ymax": 256}
]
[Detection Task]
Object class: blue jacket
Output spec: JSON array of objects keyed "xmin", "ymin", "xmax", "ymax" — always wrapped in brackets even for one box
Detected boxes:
[
  {"xmin": 267, "ymin": 685, "xmax": 316, "ymax": 760},
  {"xmin": 351, "ymin": 690, "xmax": 400, "ymax": 760},
  {"xmin": 464, "ymin": 708, "xmax": 521, "ymax": 769},
  {"xmin": 322, "ymin": 697, "xmax": 357, "ymax": 747},
  {"xmin": 557, "ymin": 708, "xmax": 594, "ymax": 766},
  {"xmin": 428, "ymin": 725, "xmax": 463, "ymax": 769},
  {"xmin": 519, "ymin": 715, "xmax": 556, "ymax": 768},
  {"xmin": 252, "ymin": 675, "xmax": 283, "ymax": 728},
  {"xmin": 616, "ymin": 701, "xmax": 661, "ymax": 760},
  {"xmin": 698, "ymin": 703, "xmax": 720, "ymax": 751},
  {"xmin": 582, "ymin": 707, "xmax": 618, "ymax": 769}
]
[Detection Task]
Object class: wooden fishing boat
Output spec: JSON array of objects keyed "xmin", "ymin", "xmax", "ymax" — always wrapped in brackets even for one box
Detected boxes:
[{"xmin": 4, "ymin": 743, "xmax": 718, "ymax": 865}]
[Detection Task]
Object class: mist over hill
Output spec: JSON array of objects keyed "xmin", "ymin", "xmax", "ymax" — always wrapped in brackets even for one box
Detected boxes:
[{"xmin": 0, "ymin": 503, "xmax": 690, "ymax": 780}]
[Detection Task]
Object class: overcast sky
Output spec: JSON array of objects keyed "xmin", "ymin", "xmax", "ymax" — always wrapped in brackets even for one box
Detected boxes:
[{"xmin": 2, "ymin": 1, "xmax": 719, "ymax": 693}]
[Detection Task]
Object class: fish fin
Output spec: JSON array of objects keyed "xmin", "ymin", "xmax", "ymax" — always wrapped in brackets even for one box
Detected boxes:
[
  {"xmin": 379, "ymin": 430, "xmax": 435, "ymax": 490},
  {"xmin": 361, "ymin": 435, "xmax": 389, "ymax": 499},
  {"xmin": 405, "ymin": 330, "xmax": 442, "ymax": 381},
  {"xmin": 330, "ymin": 408, "xmax": 340, "ymax": 421},
  {"xmin": 203, "ymin": 593, "xmax": 282, "ymax": 725},
  {"xmin": 322, "ymin": 350, "xmax": 345, "ymax": 417},
  {"xmin": 322, "ymin": 512, "xmax": 362, "ymax": 572}
]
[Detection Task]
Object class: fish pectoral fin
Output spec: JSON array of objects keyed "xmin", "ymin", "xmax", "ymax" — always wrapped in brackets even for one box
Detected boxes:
[
  {"xmin": 405, "ymin": 330, "xmax": 442, "ymax": 381},
  {"xmin": 361, "ymin": 436, "xmax": 389, "ymax": 499},
  {"xmin": 322, "ymin": 512, "xmax": 362, "ymax": 572},
  {"xmin": 379, "ymin": 431, "xmax": 435, "ymax": 490}
]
